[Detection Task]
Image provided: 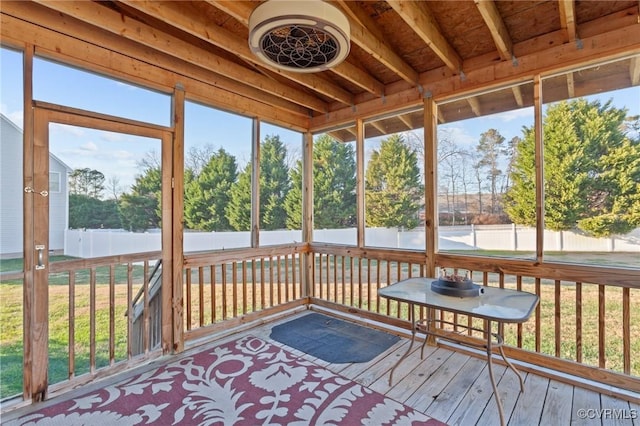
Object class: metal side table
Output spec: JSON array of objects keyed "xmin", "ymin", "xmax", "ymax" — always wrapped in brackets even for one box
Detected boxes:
[{"xmin": 379, "ymin": 277, "xmax": 539, "ymax": 426}]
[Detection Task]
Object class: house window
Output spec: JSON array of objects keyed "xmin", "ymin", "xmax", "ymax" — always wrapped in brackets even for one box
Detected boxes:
[{"xmin": 49, "ymin": 171, "xmax": 61, "ymax": 193}]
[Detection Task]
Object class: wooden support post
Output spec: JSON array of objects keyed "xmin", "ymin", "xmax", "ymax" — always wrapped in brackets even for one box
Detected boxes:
[
  {"xmin": 356, "ymin": 118, "xmax": 365, "ymax": 248},
  {"xmin": 424, "ymin": 97, "xmax": 437, "ymax": 277},
  {"xmin": 301, "ymin": 131, "xmax": 313, "ymax": 298},
  {"xmin": 170, "ymin": 85, "xmax": 185, "ymax": 353}
]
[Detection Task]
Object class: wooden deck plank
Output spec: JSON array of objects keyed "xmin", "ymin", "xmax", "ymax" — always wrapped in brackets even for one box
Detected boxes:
[
  {"xmin": 339, "ymin": 339, "xmax": 410, "ymax": 383},
  {"xmin": 538, "ymin": 380, "xmax": 574, "ymax": 425},
  {"xmin": 630, "ymin": 401, "xmax": 640, "ymax": 426},
  {"xmin": 379, "ymin": 346, "xmax": 453, "ymax": 401},
  {"xmin": 5, "ymin": 309, "xmax": 639, "ymax": 425},
  {"xmin": 508, "ymin": 373, "xmax": 549, "ymax": 426},
  {"xmin": 601, "ymin": 394, "xmax": 635, "ymax": 426},
  {"xmin": 476, "ymin": 358, "xmax": 529, "ymax": 426},
  {"xmin": 403, "ymin": 350, "xmax": 471, "ymax": 410},
  {"xmin": 571, "ymin": 386, "xmax": 602, "ymax": 425},
  {"xmin": 424, "ymin": 356, "xmax": 487, "ymax": 421},
  {"xmin": 446, "ymin": 363, "xmax": 508, "ymax": 425}
]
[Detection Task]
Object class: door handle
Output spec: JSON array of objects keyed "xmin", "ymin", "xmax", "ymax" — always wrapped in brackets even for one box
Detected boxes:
[
  {"xmin": 24, "ymin": 186, "xmax": 48, "ymax": 197},
  {"xmin": 35, "ymin": 245, "xmax": 46, "ymax": 270}
]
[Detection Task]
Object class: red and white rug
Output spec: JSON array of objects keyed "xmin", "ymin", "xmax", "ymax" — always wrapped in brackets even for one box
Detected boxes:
[{"xmin": 7, "ymin": 336, "xmax": 445, "ymax": 425}]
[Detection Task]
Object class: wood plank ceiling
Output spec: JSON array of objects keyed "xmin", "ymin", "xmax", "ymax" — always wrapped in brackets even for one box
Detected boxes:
[{"xmin": 1, "ymin": 1, "xmax": 639, "ymax": 138}]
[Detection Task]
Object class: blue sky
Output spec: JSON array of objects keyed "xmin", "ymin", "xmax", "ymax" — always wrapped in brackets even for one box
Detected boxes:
[{"xmin": 2, "ymin": 47, "xmax": 638, "ymax": 194}]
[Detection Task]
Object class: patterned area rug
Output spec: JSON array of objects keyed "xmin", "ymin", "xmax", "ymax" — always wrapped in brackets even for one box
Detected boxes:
[{"xmin": 7, "ymin": 336, "xmax": 445, "ymax": 425}]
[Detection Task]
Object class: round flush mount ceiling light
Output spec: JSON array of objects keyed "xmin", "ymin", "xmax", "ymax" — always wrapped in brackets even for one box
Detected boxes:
[{"xmin": 248, "ymin": 0, "xmax": 350, "ymax": 73}]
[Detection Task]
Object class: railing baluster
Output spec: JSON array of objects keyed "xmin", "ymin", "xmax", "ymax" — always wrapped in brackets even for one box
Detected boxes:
[
  {"xmin": 535, "ymin": 277, "xmax": 541, "ymax": 353},
  {"xmin": 143, "ymin": 261, "xmax": 150, "ymax": 353},
  {"xmin": 109, "ymin": 264, "xmax": 115, "ymax": 366},
  {"xmin": 89, "ymin": 267, "xmax": 96, "ymax": 374},
  {"xmin": 623, "ymin": 287, "xmax": 630, "ymax": 375},
  {"xmin": 222, "ymin": 263, "xmax": 228, "ymax": 320},
  {"xmin": 198, "ymin": 267, "xmax": 204, "ymax": 327},
  {"xmin": 555, "ymin": 279, "xmax": 561, "ymax": 358},
  {"xmin": 210, "ymin": 265, "xmax": 216, "ymax": 323},
  {"xmin": 126, "ymin": 263, "xmax": 133, "ymax": 359},
  {"xmin": 232, "ymin": 261, "xmax": 238, "ymax": 318},
  {"xmin": 576, "ymin": 281, "xmax": 583, "ymax": 364},
  {"xmin": 599, "ymin": 284, "xmax": 606, "ymax": 369},
  {"xmin": 242, "ymin": 260, "xmax": 248, "ymax": 315},
  {"xmin": 68, "ymin": 271, "xmax": 75, "ymax": 378},
  {"xmin": 185, "ymin": 267, "xmax": 192, "ymax": 330},
  {"xmin": 517, "ymin": 275, "xmax": 523, "ymax": 348}
]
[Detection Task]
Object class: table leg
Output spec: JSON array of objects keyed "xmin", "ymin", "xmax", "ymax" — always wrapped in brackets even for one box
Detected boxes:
[
  {"xmin": 498, "ymin": 345, "xmax": 525, "ymax": 393},
  {"xmin": 486, "ymin": 319, "xmax": 506, "ymax": 426},
  {"xmin": 389, "ymin": 303, "xmax": 415, "ymax": 385}
]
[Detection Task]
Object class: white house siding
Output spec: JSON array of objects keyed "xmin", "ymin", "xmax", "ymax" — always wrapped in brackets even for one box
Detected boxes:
[
  {"xmin": 1, "ymin": 114, "xmax": 70, "ymax": 257},
  {"xmin": 48, "ymin": 153, "xmax": 71, "ymax": 253}
]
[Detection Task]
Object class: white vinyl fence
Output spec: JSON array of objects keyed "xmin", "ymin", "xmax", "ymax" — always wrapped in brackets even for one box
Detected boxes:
[{"xmin": 64, "ymin": 224, "xmax": 640, "ymax": 258}]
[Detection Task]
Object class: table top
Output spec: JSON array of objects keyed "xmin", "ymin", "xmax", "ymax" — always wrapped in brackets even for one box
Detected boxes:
[{"xmin": 379, "ymin": 277, "xmax": 539, "ymax": 323}]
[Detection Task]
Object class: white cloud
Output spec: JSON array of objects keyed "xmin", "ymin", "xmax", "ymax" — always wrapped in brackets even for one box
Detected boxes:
[{"xmin": 80, "ymin": 141, "xmax": 98, "ymax": 152}]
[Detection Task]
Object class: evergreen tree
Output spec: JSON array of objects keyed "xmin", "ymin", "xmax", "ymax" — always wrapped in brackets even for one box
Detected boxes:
[
  {"xmin": 184, "ymin": 148, "xmax": 237, "ymax": 231},
  {"xmin": 119, "ymin": 162, "xmax": 162, "ymax": 232},
  {"xmin": 365, "ymin": 134, "xmax": 423, "ymax": 229},
  {"xmin": 226, "ymin": 163, "xmax": 252, "ymax": 231},
  {"xmin": 505, "ymin": 98, "xmax": 640, "ymax": 236},
  {"xmin": 260, "ymin": 135, "xmax": 290, "ymax": 230},
  {"xmin": 284, "ymin": 135, "xmax": 356, "ymax": 229},
  {"xmin": 227, "ymin": 135, "xmax": 291, "ymax": 231}
]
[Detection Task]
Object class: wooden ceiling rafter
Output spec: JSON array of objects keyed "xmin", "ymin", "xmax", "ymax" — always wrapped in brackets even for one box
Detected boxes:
[
  {"xmin": 630, "ymin": 56, "xmax": 640, "ymax": 86},
  {"xmin": 118, "ymin": 0, "xmax": 356, "ymax": 106},
  {"xmin": 32, "ymin": 0, "xmax": 330, "ymax": 114},
  {"xmin": 387, "ymin": 0, "xmax": 463, "ymax": 74},
  {"xmin": 558, "ymin": 0, "xmax": 578, "ymax": 43},
  {"xmin": 333, "ymin": 0, "xmax": 421, "ymax": 90},
  {"xmin": 473, "ymin": 0, "xmax": 526, "ymax": 110},
  {"xmin": 0, "ymin": 10, "xmax": 310, "ymax": 130},
  {"xmin": 207, "ymin": 0, "xmax": 386, "ymax": 97},
  {"xmin": 4, "ymin": 1, "xmax": 637, "ymax": 136}
]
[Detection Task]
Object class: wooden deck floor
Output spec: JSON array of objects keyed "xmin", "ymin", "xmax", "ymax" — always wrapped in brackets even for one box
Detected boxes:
[
  {"xmin": 3, "ymin": 308, "xmax": 640, "ymax": 425},
  {"xmin": 236, "ymin": 309, "xmax": 640, "ymax": 426}
]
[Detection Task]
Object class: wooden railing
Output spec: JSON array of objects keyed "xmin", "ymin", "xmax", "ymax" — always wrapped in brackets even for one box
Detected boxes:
[
  {"xmin": 182, "ymin": 243, "xmax": 308, "ymax": 341},
  {"xmin": 44, "ymin": 252, "xmax": 163, "ymax": 393},
  {"xmin": 308, "ymin": 244, "xmax": 640, "ymax": 395},
  {"xmin": 3, "ymin": 242, "xmax": 638, "ymax": 401}
]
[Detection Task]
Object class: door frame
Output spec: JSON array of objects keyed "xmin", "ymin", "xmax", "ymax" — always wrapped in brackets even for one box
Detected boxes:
[{"xmin": 25, "ymin": 102, "xmax": 174, "ymax": 400}]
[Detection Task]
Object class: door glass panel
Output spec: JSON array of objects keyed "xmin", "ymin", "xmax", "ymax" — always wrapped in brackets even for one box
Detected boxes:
[
  {"xmin": 0, "ymin": 46, "xmax": 24, "ymax": 400},
  {"xmin": 47, "ymin": 123, "xmax": 162, "ymax": 383}
]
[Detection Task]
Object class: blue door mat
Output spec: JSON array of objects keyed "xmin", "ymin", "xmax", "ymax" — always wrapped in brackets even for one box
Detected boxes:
[{"xmin": 269, "ymin": 313, "xmax": 401, "ymax": 363}]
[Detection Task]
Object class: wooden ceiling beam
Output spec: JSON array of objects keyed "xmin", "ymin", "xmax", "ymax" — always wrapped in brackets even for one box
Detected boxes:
[
  {"xmin": 558, "ymin": 0, "xmax": 578, "ymax": 43},
  {"xmin": 387, "ymin": 0, "xmax": 463, "ymax": 74},
  {"xmin": 208, "ymin": 0, "xmax": 385, "ymax": 98},
  {"xmin": 312, "ymin": 22, "xmax": 640, "ymax": 131},
  {"xmin": 467, "ymin": 97, "xmax": 482, "ymax": 117},
  {"xmin": 32, "ymin": 0, "xmax": 328, "ymax": 113},
  {"xmin": 0, "ymin": 11, "xmax": 309, "ymax": 130},
  {"xmin": 334, "ymin": 0, "xmax": 420, "ymax": 89},
  {"xmin": 121, "ymin": 0, "xmax": 354, "ymax": 106},
  {"xmin": 398, "ymin": 114, "xmax": 414, "ymax": 130},
  {"xmin": 630, "ymin": 56, "xmax": 640, "ymax": 86},
  {"xmin": 203, "ymin": 0, "xmax": 251, "ymax": 26},
  {"xmin": 474, "ymin": 0, "xmax": 514, "ymax": 62},
  {"xmin": 566, "ymin": 73, "xmax": 576, "ymax": 98},
  {"xmin": 512, "ymin": 86, "xmax": 524, "ymax": 107}
]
